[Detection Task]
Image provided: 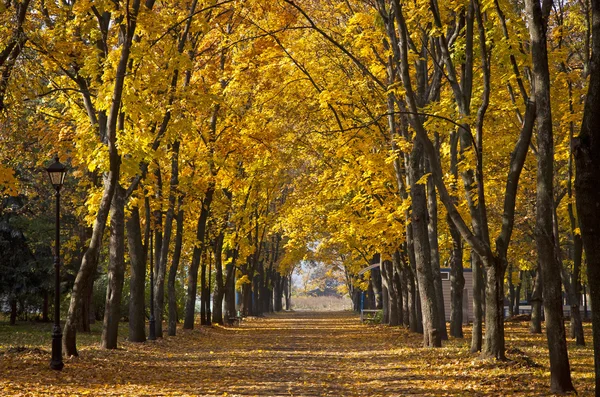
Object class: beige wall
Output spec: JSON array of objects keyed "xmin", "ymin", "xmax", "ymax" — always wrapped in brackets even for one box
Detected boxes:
[{"xmin": 440, "ymin": 269, "xmax": 473, "ymax": 323}]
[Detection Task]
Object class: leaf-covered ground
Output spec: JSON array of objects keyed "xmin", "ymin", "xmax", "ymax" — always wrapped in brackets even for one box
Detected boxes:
[{"xmin": 0, "ymin": 311, "xmax": 594, "ymax": 396}]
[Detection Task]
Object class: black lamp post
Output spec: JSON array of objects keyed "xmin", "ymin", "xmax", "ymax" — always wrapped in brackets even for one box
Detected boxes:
[
  {"xmin": 46, "ymin": 155, "xmax": 67, "ymax": 371},
  {"xmin": 148, "ymin": 230, "xmax": 156, "ymax": 340}
]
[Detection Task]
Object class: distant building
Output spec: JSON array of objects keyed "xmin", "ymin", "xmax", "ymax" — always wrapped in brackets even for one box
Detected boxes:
[{"xmin": 440, "ymin": 268, "xmax": 473, "ymax": 323}]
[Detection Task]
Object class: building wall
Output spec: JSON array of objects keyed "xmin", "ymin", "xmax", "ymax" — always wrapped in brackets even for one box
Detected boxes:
[{"xmin": 440, "ymin": 268, "xmax": 473, "ymax": 323}]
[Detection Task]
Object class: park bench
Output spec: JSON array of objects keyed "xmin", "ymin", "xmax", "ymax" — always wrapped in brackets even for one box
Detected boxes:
[
  {"xmin": 228, "ymin": 311, "xmax": 243, "ymax": 326},
  {"xmin": 360, "ymin": 309, "xmax": 381, "ymax": 324}
]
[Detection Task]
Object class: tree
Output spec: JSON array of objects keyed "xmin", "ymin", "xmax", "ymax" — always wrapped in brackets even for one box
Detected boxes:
[{"xmin": 575, "ymin": 0, "xmax": 600, "ymax": 394}]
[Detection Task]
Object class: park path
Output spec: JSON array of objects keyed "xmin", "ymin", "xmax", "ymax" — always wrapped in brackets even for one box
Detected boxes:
[
  {"xmin": 1, "ymin": 311, "xmax": 595, "ymax": 396},
  {"xmin": 0, "ymin": 311, "xmax": 418, "ymax": 396}
]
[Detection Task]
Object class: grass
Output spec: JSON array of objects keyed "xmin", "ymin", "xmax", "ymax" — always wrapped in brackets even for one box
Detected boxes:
[{"xmin": 291, "ymin": 295, "xmax": 353, "ymax": 311}]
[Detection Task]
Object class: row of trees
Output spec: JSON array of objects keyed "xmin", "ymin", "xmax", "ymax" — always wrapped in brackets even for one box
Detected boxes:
[{"xmin": 1, "ymin": 0, "xmax": 600, "ymax": 394}]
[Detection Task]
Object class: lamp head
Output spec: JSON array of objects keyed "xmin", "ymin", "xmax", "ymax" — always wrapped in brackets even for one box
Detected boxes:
[{"xmin": 46, "ymin": 155, "xmax": 67, "ymax": 190}]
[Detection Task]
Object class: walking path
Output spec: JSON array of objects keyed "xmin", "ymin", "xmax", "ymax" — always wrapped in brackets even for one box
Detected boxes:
[{"xmin": 0, "ymin": 311, "xmax": 595, "ymax": 396}]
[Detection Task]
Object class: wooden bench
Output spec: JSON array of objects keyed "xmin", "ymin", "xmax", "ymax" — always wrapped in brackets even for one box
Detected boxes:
[
  {"xmin": 228, "ymin": 312, "xmax": 243, "ymax": 326},
  {"xmin": 360, "ymin": 309, "xmax": 381, "ymax": 324}
]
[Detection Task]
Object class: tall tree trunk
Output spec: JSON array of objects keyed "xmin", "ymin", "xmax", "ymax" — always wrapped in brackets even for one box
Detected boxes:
[
  {"xmin": 568, "ymin": 115, "xmax": 585, "ymax": 345},
  {"xmin": 242, "ymin": 277, "xmax": 253, "ymax": 316},
  {"xmin": 183, "ymin": 185, "xmax": 214, "ymax": 329},
  {"xmin": 126, "ymin": 206, "xmax": 146, "ymax": 342},
  {"xmin": 167, "ymin": 202, "xmax": 184, "ymax": 336},
  {"xmin": 526, "ymin": 0, "xmax": 575, "ymax": 391},
  {"xmin": 401, "ymin": 263, "xmax": 410, "ymax": 327},
  {"xmin": 530, "ymin": 267, "xmax": 543, "ymax": 334},
  {"xmin": 371, "ymin": 266, "xmax": 383, "ymax": 310},
  {"xmin": 384, "ymin": 259, "xmax": 400, "ymax": 325},
  {"xmin": 482, "ymin": 257, "xmax": 506, "ymax": 359},
  {"xmin": 570, "ymin": 237, "xmax": 585, "ymax": 345},
  {"xmin": 470, "ymin": 252, "xmax": 483, "ymax": 353},
  {"xmin": 381, "ymin": 260, "xmax": 390, "ymax": 324},
  {"xmin": 200, "ymin": 255, "xmax": 208, "ymax": 325},
  {"xmin": 409, "ymin": 142, "xmax": 441, "ymax": 347},
  {"xmin": 156, "ymin": 142, "xmax": 179, "ymax": 337},
  {"xmin": 101, "ymin": 185, "xmax": 125, "ymax": 349},
  {"xmin": 392, "ymin": 251, "xmax": 404, "ymax": 326},
  {"xmin": 574, "ymin": 0, "xmax": 600, "ymax": 392},
  {"xmin": 212, "ymin": 231, "xmax": 225, "ymax": 325},
  {"xmin": 63, "ymin": 0, "xmax": 142, "ymax": 355},
  {"xmin": 273, "ymin": 272, "xmax": 283, "ymax": 312},
  {"xmin": 427, "ymin": 155, "xmax": 448, "ymax": 340},
  {"xmin": 152, "ymin": 167, "xmax": 164, "ymax": 337},
  {"xmin": 224, "ymin": 250, "xmax": 237, "ymax": 319},
  {"xmin": 449, "ymin": 217, "xmax": 464, "ymax": 338}
]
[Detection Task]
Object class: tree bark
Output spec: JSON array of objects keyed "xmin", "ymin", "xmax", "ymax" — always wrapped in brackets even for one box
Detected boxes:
[
  {"xmin": 224, "ymin": 250, "xmax": 237, "ymax": 319},
  {"xmin": 409, "ymin": 142, "xmax": 441, "ymax": 347},
  {"xmin": 392, "ymin": 251, "xmax": 404, "ymax": 326},
  {"xmin": 183, "ymin": 185, "xmax": 214, "ymax": 329},
  {"xmin": 530, "ymin": 267, "xmax": 543, "ymax": 334},
  {"xmin": 574, "ymin": 0, "xmax": 600, "ymax": 393},
  {"xmin": 449, "ymin": 216, "xmax": 464, "ymax": 338},
  {"xmin": 525, "ymin": 0, "xmax": 575, "ymax": 390},
  {"xmin": 101, "ymin": 185, "xmax": 125, "ymax": 349},
  {"xmin": 508, "ymin": 262, "xmax": 515, "ymax": 318},
  {"xmin": 42, "ymin": 290, "xmax": 49, "ymax": 323},
  {"xmin": 9, "ymin": 298, "xmax": 17, "ymax": 325},
  {"xmin": 126, "ymin": 206, "xmax": 146, "ymax": 343},
  {"xmin": 167, "ymin": 201, "xmax": 184, "ymax": 336},
  {"xmin": 470, "ymin": 252, "xmax": 483, "ymax": 353},
  {"xmin": 155, "ymin": 142, "xmax": 179, "ymax": 337},
  {"xmin": 427, "ymin": 160, "xmax": 447, "ymax": 340},
  {"xmin": 513, "ymin": 271, "xmax": 524, "ymax": 315},
  {"xmin": 212, "ymin": 231, "xmax": 225, "ymax": 325},
  {"xmin": 63, "ymin": 0, "xmax": 143, "ymax": 356}
]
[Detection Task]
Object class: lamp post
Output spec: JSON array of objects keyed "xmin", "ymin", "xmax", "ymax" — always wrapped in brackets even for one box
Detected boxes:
[
  {"xmin": 46, "ymin": 155, "xmax": 67, "ymax": 371},
  {"xmin": 148, "ymin": 230, "xmax": 156, "ymax": 340}
]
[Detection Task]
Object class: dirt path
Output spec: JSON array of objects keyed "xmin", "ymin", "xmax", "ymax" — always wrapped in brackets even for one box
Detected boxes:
[{"xmin": 0, "ymin": 311, "xmax": 595, "ymax": 396}]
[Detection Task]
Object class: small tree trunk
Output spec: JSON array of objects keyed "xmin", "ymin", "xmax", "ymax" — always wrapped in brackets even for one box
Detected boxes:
[
  {"xmin": 42, "ymin": 290, "xmax": 50, "ymax": 322},
  {"xmin": 10, "ymin": 298, "xmax": 17, "ymax": 325},
  {"xmin": 513, "ymin": 271, "xmax": 523, "ymax": 315},
  {"xmin": 530, "ymin": 267, "xmax": 543, "ymax": 334},
  {"xmin": 284, "ymin": 274, "xmax": 291, "ymax": 310},
  {"xmin": 508, "ymin": 262, "xmax": 515, "ymax": 318}
]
